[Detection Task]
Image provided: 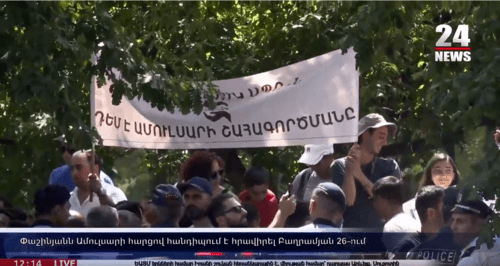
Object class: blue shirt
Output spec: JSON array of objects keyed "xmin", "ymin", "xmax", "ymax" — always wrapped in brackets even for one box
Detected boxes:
[
  {"xmin": 331, "ymin": 156, "xmax": 401, "ymax": 230},
  {"xmin": 49, "ymin": 164, "xmax": 114, "ymax": 192}
]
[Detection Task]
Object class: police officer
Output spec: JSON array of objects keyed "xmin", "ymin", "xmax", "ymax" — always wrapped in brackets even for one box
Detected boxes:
[
  {"xmin": 407, "ymin": 187, "xmax": 462, "ymax": 264},
  {"xmin": 451, "ymin": 199, "xmax": 497, "ymax": 266}
]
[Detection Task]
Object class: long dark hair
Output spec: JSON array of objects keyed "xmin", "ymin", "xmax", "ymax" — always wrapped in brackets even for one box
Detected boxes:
[{"xmin": 421, "ymin": 153, "xmax": 460, "ymax": 188}]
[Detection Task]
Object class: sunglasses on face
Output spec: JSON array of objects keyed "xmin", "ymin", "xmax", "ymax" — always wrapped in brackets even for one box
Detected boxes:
[
  {"xmin": 211, "ymin": 169, "xmax": 224, "ymax": 180},
  {"xmin": 223, "ymin": 205, "xmax": 244, "ymax": 214}
]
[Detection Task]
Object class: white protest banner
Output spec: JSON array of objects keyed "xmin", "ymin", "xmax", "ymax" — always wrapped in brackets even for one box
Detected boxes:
[{"xmin": 91, "ymin": 48, "xmax": 359, "ymax": 149}]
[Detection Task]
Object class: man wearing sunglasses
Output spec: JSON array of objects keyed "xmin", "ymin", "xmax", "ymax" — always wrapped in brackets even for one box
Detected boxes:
[
  {"xmin": 208, "ymin": 194, "xmax": 248, "ymax": 228},
  {"xmin": 179, "ymin": 177, "xmax": 214, "ymax": 228}
]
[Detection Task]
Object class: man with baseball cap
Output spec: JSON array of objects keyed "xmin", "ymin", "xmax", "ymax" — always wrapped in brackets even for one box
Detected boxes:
[
  {"xmin": 150, "ymin": 184, "xmax": 184, "ymax": 227},
  {"xmin": 179, "ymin": 177, "xmax": 214, "ymax": 228},
  {"xmin": 331, "ymin": 113, "xmax": 401, "ymax": 230},
  {"xmin": 451, "ymin": 198, "xmax": 498, "ymax": 266},
  {"xmin": 291, "ymin": 144, "xmax": 335, "ymax": 203},
  {"xmin": 300, "ymin": 182, "xmax": 346, "ymax": 230}
]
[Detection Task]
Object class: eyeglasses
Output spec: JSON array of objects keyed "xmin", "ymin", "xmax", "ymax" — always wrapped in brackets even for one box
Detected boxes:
[
  {"xmin": 223, "ymin": 205, "xmax": 244, "ymax": 214},
  {"xmin": 211, "ymin": 169, "xmax": 224, "ymax": 180}
]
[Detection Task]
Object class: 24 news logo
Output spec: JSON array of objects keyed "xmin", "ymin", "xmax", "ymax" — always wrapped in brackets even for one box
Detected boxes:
[{"xmin": 435, "ymin": 24, "xmax": 471, "ymax": 62}]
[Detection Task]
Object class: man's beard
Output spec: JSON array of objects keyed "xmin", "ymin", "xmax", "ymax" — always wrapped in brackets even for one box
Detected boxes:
[
  {"xmin": 184, "ymin": 205, "xmax": 207, "ymax": 221},
  {"xmin": 228, "ymin": 218, "xmax": 248, "ymax": 228}
]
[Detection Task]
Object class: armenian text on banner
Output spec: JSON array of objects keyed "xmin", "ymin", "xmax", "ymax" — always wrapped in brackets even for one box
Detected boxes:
[{"xmin": 91, "ymin": 48, "xmax": 359, "ymax": 149}]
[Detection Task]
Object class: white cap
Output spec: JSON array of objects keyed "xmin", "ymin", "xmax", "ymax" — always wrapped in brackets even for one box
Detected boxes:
[{"xmin": 298, "ymin": 144, "xmax": 334, "ymax": 166}]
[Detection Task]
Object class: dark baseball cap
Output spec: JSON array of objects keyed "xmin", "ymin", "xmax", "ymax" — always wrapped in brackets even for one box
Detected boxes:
[
  {"xmin": 451, "ymin": 200, "xmax": 493, "ymax": 220},
  {"xmin": 151, "ymin": 184, "xmax": 184, "ymax": 206},
  {"xmin": 178, "ymin": 177, "xmax": 212, "ymax": 196},
  {"xmin": 313, "ymin": 182, "xmax": 346, "ymax": 211}
]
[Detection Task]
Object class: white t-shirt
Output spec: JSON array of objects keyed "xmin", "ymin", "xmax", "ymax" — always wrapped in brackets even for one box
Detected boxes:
[
  {"xmin": 69, "ymin": 181, "xmax": 127, "ymax": 218},
  {"xmin": 382, "ymin": 212, "xmax": 420, "ymax": 251},
  {"xmin": 457, "ymin": 237, "xmax": 500, "ymax": 266},
  {"xmin": 402, "ymin": 198, "xmax": 421, "ymax": 227}
]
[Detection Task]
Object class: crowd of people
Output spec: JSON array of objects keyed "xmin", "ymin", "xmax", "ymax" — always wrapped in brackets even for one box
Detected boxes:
[{"xmin": 0, "ymin": 113, "xmax": 499, "ymax": 265}]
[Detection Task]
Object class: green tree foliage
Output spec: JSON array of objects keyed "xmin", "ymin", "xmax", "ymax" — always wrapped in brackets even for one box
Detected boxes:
[{"xmin": 1, "ymin": 2, "xmax": 499, "ymax": 238}]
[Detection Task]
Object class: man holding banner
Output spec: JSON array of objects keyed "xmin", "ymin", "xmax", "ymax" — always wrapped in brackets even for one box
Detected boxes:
[
  {"xmin": 331, "ymin": 113, "xmax": 401, "ymax": 230},
  {"xmin": 68, "ymin": 150, "xmax": 127, "ymax": 218}
]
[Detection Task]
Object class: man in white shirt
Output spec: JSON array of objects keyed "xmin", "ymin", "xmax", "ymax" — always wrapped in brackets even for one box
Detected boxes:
[
  {"xmin": 450, "ymin": 199, "xmax": 497, "ymax": 266},
  {"xmin": 371, "ymin": 176, "xmax": 420, "ymax": 252},
  {"xmin": 69, "ymin": 150, "xmax": 127, "ymax": 218}
]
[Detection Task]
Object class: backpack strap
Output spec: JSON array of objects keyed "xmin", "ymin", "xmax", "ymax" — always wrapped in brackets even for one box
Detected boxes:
[{"xmin": 297, "ymin": 168, "xmax": 314, "ymax": 201}]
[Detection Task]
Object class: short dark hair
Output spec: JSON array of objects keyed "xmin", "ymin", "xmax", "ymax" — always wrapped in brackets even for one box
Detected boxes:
[
  {"xmin": 86, "ymin": 206, "xmax": 119, "ymax": 227},
  {"xmin": 74, "ymin": 150, "xmax": 103, "ymax": 170},
  {"xmin": 415, "ymin": 185, "xmax": 445, "ymax": 223},
  {"xmin": 207, "ymin": 194, "xmax": 234, "ymax": 227},
  {"xmin": 34, "ymin": 185, "xmax": 70, "ymax": 216},
  {"xmin": 243, "ymin": 167, "xmax": 270, "ymax": 188},
  {"xmin": 313, "ymin": 190, "xmax": 346, "ymax": 215},
  {"xmin": 60, "ymin": 144, "xmax": 76, "ymax": 155},
  {"xmin": 372, "ymin": 176, "xmax": 403, "ymax": 204},
  {"xmin": 242, "ymin": 202, "xmax": 260, "ymax": 227}
]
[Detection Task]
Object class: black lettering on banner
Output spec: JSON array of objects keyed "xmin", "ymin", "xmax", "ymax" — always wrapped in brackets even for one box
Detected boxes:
[
  {"xmin": 273, "ymin": 82, "xmax": 283, "ymax": 91},
  {"xmin": 332, "ymin": 111, "xmax": 344, "ymax": 123},
  {"xmin": 215, "ymin": 92, "xmax": 222, "ymax": 100},
  {"xmin": 106, "ymin": 113, "xmax": 114, "ymax": 126},
  {"xmin": 345, "ymin": 107, "xmax": 356, "ymax": 120},
  {"xmin": 206, "ymin": 126, "xmax": 216, "ymax": 138},
  {"xmin": 309, "ymin": 114, "xmax": 320, "ymax": 128},
  {"xmin": 222, "ymin": 125, "xmax": 231, "ymax": 137},
  {"xmin": 114, "ymin": 117, "xmax": 121, "ymax": 129},
  {"xmin": 186, "ymin": 126, "xmax": 197, "ymax": 139},
  {"xmin": 162, "ymin": 125, "xmax": 168, "ymax": 137},
  {"xmin": 197, "ymin": 126, "xmax": 206, "ymax": 139},
  {"xmin": 252, "ymin": 123, "xmax": 263, "ymax": 135},
  {"xmin": 176, "ymin": 126, "xmax": 185, "ymax": 138},
  {"xmin": 124, "ymin": 119, "xmax": 130, "ymax": 132},
  {"xmin": 242, "ymin": 124, "xmax": 251, "ymax": 136},
  {"xmin": 263, "ymin": 122, "xmax": 275, "ymax": 133},
  {"xmin": 261, "ymin": 84, "xmax": 272, "ymax": 92},
  {"xmin": 226, "ymin": 93, "xmax": 231, "ymax": 101},
  {"xmin": 321, "ymin": 113, "xmax": 333, "ymax": 125},
  {"xmin": 293, "ymin": 77, "xmax": 301, "ymax": 85},
  {"xmin": 232, "ymin": 92, "xmax": 244, "ymax": 99},
  {"xmin": 248, "ymin": 87, "xmax": 259, "ymax": 97},
  {"xmin": 275, "ymin": 120, "xmax": 286, "ymax": 133},
  {"xmin": 153, "ymin": 125, "xmax": 162, "ymax": 137},
  {"xmin": 168, "ymin": 126, "xmax": 176, "ymax": 138},
  {"xmin": 286, "ymin": 119, "xmax": 296, "ymax": 131},
  {"xmin": 297, "ymin": 116, "xmax": 308, "ymax": 130},
  {"xmin": 134, "ymin": 122, "xmax": 142, "ymax": 135},
  {"xmin": 232, "ymin": 125, "xmax": 243, "ymax": 137},
  {"xmin": 143, "ymin": 123, "xmax": 152, "ymax": 136},
  {"xmin": 94, "ymin": 111, "xmax": 104, "ymax": 126}
]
